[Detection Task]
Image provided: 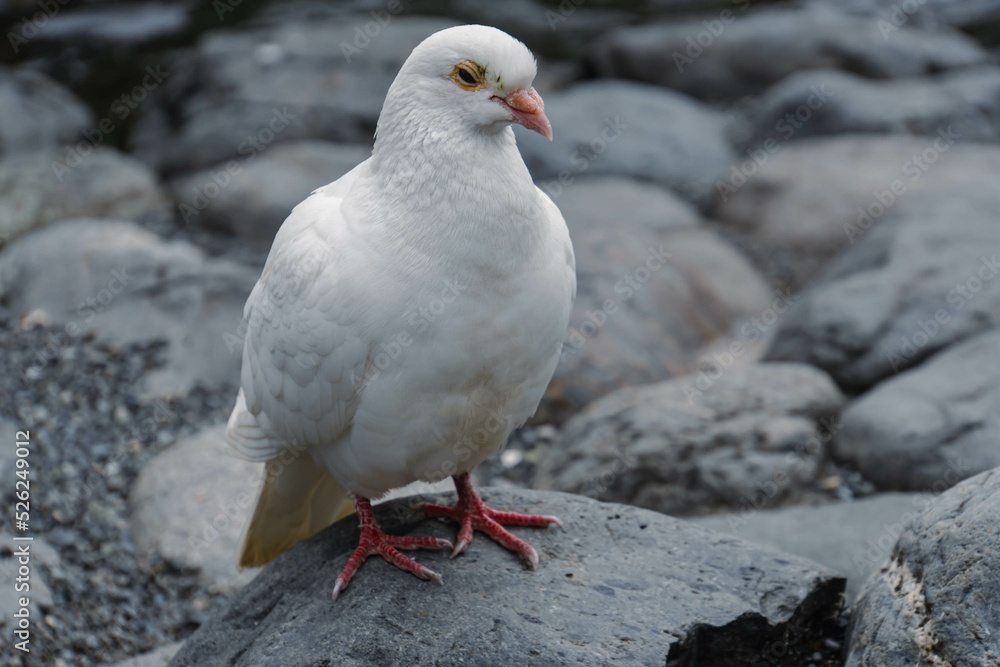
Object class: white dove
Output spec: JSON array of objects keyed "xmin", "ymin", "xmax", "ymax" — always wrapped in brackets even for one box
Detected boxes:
[{"xmin": 226, "ymin": 24, "xmax": 576, "ymax": 599}]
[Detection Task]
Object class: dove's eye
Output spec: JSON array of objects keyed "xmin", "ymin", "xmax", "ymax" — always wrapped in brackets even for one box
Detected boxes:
[
  {"xmin": 451, "ymin": 61, "xmax": 486, "ymax": 90},
  {"xmin": 458, "ymin": 68, "xmax": 476, "ymax": 84}
]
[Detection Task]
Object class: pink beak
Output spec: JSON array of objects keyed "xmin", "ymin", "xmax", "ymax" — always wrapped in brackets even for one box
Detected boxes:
[{"xmin": 494, "ymin": 87, "xmax": 552, "ymax": 140}]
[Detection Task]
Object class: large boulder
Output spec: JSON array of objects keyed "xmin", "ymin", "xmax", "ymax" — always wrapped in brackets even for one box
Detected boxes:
[
  {"xmin": 0, "ymin": 65, "xmax": 93, "ymax": 157},
  {"xmin": 710, "ymin": 136, "xmax": 1000, "ymax": 290},
  {"xmin": 0, "ymin": 147, "xmax": 168, "ymax": 246},
  {"xmin": 169, "ymin": 141, "xmax": 371, "ymax": 242},
  {"xmin": 129, "ymin": 15, "xmax": 456, "ymax": 175},
  {"xmin": 0, "ymin": 220, "xmax": 257, "ymax": 396},
  {"xmin": 516, "ymin": 80, "xmax": 735, "ymax": 205},
  {"xmin": 168, "ymin": 489, "xmax": 846, "ymax": 666},
  {"xmin": 689, "ymin": 493, "xmax": 930, "ymax": 603},
  {"xmin": 534, "ymin": 363, "xmax": 844, "ymax": 516},
  {"xmin": 538, "ymin": 177, "xmax": 773, "ymax": 422},
  {"xmin": 846, "ymin": 468, "xmax": 1000, "ymax": 666},
  {"xmin": 834, "ymin": 330, "xmax": 1000, "ymax": 491},
  {"xmin": 766, "ymin": 190, "xmax": 1000, "ymax": 392},
  {"xmin": 750, "ymin": 66, "xmax": 1000, "ymax": 146},
  {"xmin": 588, "ymin": 4, "xmax": 985, "ymax": 101}
]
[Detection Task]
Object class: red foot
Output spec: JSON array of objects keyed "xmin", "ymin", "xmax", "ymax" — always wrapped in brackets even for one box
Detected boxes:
[
  {"xmin": 332, "ymin": 496, "xmax": 453, "ymax": 600},
  {"xmin": 416, "ymin": 472, "xmax": 561, "ymax": 569}
]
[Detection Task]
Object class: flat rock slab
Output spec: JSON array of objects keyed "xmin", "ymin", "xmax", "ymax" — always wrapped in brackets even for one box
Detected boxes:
[{"xmin": 169, "ymin": 489, "xmax": 844, "ymax": 666}]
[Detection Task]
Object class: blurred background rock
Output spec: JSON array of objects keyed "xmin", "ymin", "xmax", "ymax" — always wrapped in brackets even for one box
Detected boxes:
[{"xmin": 1, "ymin": 0, "xmax": 999, "ymax": 664}]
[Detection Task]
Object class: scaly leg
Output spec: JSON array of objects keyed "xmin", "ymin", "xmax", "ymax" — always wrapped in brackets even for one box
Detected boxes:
[
  {"xmin": 416, "ymin": 472, "xmax": 561, "ymax": 569},
  {"xmin": 332, "ymin": 495, "xmax": 453, "ymax": 600}
]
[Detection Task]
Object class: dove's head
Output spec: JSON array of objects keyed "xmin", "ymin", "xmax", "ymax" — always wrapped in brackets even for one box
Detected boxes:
[{"xmin": 381, "ymin": 24, "xmax": 552, "ymax": 142}]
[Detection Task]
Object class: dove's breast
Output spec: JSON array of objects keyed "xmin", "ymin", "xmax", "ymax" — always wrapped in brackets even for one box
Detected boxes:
[{"xmin": 316, "ymin": 215, "xmax": 575, "ymax": 498}]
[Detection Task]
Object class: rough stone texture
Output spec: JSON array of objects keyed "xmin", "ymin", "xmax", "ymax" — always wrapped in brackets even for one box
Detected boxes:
[
  {"xmin": 0, "ymin": 65, "xmax": 94, "ymax": 157},
  {"xmin": 588, "ymin": 4, "xmax": 986, "ymax": 101},
  {"xmin": 516, "ymin": 80, "xmax": 735, "ymax": 205},
  {"xmin": 835, "ymin": 330, "xmax": 1000, "ymax": 491},
  {"xmin": 130, "ymin": 424, "xmax": 259, "ymax": 592},
  {"xmin": 710, "ymin": 136, "xmax": 1000, "ymax": 290},
  {"xmin": 766, "ymin": 190, "xmax": 1000, "ymax": 392},
  {"xmin": 846, "ymin": 468, "xmax": 1000, "ymax": 666},
  {"xmin": 689, "ymin": 493, "xmax": 930, "ymax": 602},
  {"xmin": 534, "ymin": 363, "xmax": 844, "ymax": 516},
  {"xmin": 0, "ymin": 147, "xmax": 168, "ymax": 246},
  {"xmin": 750, "ymin": 67, "xmax": 1000, "ymax": 146},
  {"xmin": 109, "ymin": 642, "xmax": 184, "ymax": 667},
  {"xmin": 540, "ymin": 178, "xmax": 772, "ymax": 423},
  {"xmin": 130, "ymin": 15, "xmax": 456, "ymax": 175},
  {"xmin": 0, "ymin": 220, "xmax": 258, "ymax": 396},
  {"xmin": 168, "ymin": 489, "xmax": 845, "ymax": 666},
  {"xmin": 170, "ymin": 141, "xmax": 371, "ymax": 242}
]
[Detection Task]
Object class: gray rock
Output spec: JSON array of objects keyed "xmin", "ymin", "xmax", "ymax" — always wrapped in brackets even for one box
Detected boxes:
[
  {"xmin": 167, "ymin": 489, "xmax": 845, "ymax": 666},
  {"xmin": 589, "ymin": 4, "xmax": 985, "ymax": 101},
  {"xmin": 846, "ymin": 468, "xmax": 1000, "ymax": 666},
  {"xmin": 0, "ymin": 220, "xmax": 258, "ymax": 396},
  {"xmin": 170, "ymin": 141, "xmax": 371, "ymax": 242},
  {"xmin": 108, "ymin": 642, "xmax": 184, "ymax": 667},
  {"xmin": 0, "ymin": 147, "xmax": 168, "ymax": 247},
  {"xmin": 130, "ymin": 424, "xmax": 259, "ymax": 592},
  {"xmin": 835, "ymin": 330, "xmax": 1000, "ymax": 491},
  {"xmin": 710, "ymin": 136, "xmax": 1000, "ymax": 290},
  {"xmin": 766, "ymin": 190, "xmax": 1000, "ymax": 392},
  {"xmin": 750, "ymin": 67, "xmax": 1000, "ymax": 146},
  {"xmin": 539, "ymin": 178, "xmax": 772, "ymax": 423},
  {"xmin": 689, "ymin": 493, "xmax": 930, "ymax": 602},
  {"xmin": 806, "ymin": 0, "xmax": 1000, "ymax": 32},
  {"xmin": 130, "ymin": 15, "xmax": 455, "ymax": 175},
  {"xmin": 534, "ymin": 363, "xmax": 844, "ymax": 516},
  {"xmin": 35, "ymin": 3, "xmax": 189, "ymax": 44},
  {"xmin": 0, "ymin": 65, "xmax": 93, "ymax": 157},
  {"xmin": 516, "ymin": 80, "xmax": 735, "ymax": 205}
]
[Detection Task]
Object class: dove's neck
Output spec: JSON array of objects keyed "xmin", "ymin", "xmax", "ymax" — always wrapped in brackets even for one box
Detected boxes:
[{"xmin": 347, "ymin": 95, "xmax": 546, "ymax": 263}]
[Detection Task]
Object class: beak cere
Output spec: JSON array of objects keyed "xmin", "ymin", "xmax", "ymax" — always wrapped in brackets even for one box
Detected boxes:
[{"xmin": 494, "ymin": 87, "xmax": 553, "ymax": 140}]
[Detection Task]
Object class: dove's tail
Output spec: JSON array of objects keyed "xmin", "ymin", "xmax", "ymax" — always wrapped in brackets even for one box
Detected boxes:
[{"xmin": 238, "ymin": 453, "xmax": 355, "ymax": 569}]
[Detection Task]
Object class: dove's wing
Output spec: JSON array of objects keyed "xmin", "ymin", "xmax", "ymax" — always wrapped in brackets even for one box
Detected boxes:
[
  {"xmin": 226, "ymin": 163, "xmax": 372, "ymax": 568},
  {"xmin": 226, "ymin": 164, "xmax": 370, "ymax": 461}
]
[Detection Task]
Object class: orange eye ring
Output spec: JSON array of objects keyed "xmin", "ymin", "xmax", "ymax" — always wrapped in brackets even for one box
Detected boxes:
[{"xmin": 450, "ymin": 60, "xmax": 488, "ymax": 91}]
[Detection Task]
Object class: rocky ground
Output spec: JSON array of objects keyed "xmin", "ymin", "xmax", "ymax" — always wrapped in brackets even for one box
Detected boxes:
[{"xmin": 2, "ymin": 0, "xmax": 1000, "ymax": 665}]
